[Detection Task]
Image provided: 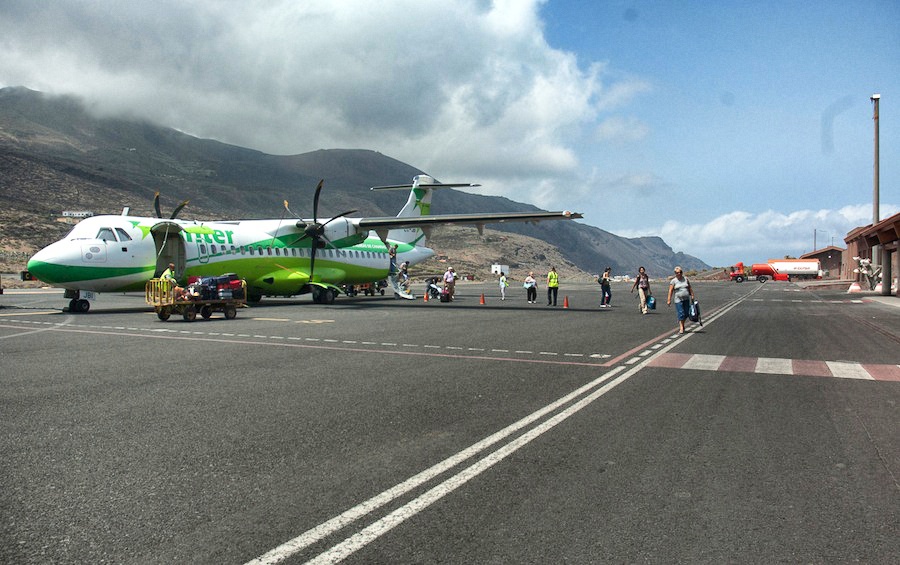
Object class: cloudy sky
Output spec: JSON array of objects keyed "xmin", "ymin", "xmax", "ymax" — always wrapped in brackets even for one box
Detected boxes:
[{"xmin": 1, "ymin": 0, "xmax": 898, "ymax": 266}]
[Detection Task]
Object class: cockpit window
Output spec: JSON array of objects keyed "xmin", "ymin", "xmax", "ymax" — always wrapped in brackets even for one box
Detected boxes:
[
  {"xmin": 96, "ymin": 228, "xmax": 116, "ymax": 242},
  {"xmin": 115, "ymin": 228, "xmax": 132, "ymax": 241}
]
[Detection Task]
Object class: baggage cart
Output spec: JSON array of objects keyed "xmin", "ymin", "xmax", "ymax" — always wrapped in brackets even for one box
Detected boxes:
[{"xmin": 145, "ymin": 277, "xmax": 247, "ymax": 321}]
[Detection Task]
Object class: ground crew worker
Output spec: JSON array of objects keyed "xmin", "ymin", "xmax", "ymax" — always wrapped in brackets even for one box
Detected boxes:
[
  {"xmin": 547, "ymin": 266, "xmax": 559, "ymax": 306},
  {"xmin": 160, "ymin": 262, "xmax": 183, "ymax": 297},
  {"xmin": 160, "ymin": 262, "xmax": 176, "ymax": 282}
]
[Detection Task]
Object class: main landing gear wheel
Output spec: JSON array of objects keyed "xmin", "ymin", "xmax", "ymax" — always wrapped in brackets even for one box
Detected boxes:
[
  {"xmin": 313, "ymin": 288, "xmax": 336, "ymax": 304},
  {"xmin": 69, "ymin": 299, "xmax": 91, "ymax": 313}
]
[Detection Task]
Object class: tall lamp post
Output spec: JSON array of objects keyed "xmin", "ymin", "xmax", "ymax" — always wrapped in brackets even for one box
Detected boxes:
[{"xmin": 871, "ymin": 93, "xmax": 880, "ymax": 266}]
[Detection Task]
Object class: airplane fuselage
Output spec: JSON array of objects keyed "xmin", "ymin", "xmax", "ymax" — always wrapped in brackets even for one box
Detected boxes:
[{"xmin": 26, "ymin": 214, "xmax": 433, "ymax": 298}]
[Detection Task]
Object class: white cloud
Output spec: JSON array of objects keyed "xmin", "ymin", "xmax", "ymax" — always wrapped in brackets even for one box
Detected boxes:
[
  {"xmin": 618, "ymin": 204, "xmax": 900, "ymax": 267},
  {"xmin": 0, "ymin": 0, "xmax": 648, "ymax": 184}
]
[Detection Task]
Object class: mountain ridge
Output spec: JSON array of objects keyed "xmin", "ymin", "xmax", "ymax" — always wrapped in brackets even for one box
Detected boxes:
[{"xmin": 0, "ymin": 86, "xmax": 709, "ymax": 278}]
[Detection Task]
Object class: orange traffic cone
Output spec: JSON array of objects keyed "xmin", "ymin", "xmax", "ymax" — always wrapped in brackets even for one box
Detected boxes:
[
  {"xmin": 479, "ymin": 293, "xmax": 485, "ymax": 305},
  {"xmin": 423, "ymin": 291, "xmax": 429, "ymax": 302},
  {"xmin": 563, "ymin": 295, "xmax": 569, "ymax": 308}
]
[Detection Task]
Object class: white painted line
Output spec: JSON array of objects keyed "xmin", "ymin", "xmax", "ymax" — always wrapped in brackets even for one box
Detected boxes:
[
  {"xmin": 638, "ymin": 350, "xmax": 652, "ymax": 357},
  {"xmin": 755, "ymin": 357, "xmax": 793, "ymax": 375},
  {"xmin": 625, "ymin": 357, "xmax": 640, "ymax": 365},
  {"xmin": 243, "ymin": 364, "xmax": 629, "ymax": 565},
  {"xmin": 682, "ymin": 354, "xmax": 726, "ymax": 371},
  {"xmin": 296, "ymin": 335, "xmax": 696, "ymax": 565},
  {"xmin": 826, "ymin": 361, "xmax": 874, "ymax": 380}
]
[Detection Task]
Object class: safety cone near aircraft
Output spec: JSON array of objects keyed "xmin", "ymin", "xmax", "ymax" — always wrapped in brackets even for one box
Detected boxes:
[
  {"xmin": 25, "ymin": 175, "xmax": 582, "ymax": 312},
  {"xmin": 480, "ymin": 293, "xmax": 485, "ymax": 305},
  {"xmin": 563, "ymin": 296, "xmax": 569, "ymax": 308}
]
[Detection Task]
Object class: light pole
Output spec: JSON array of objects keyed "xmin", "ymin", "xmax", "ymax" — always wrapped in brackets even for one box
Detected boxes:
[{"xmin": 871, "ymin": 93, "xmax": 880, "ymax": 266}]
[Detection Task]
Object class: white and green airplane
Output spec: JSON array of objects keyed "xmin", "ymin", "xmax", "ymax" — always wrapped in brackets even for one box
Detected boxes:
[{"xmin": 26, "ymin": 175, "xmax": 582, "ymax": 312}]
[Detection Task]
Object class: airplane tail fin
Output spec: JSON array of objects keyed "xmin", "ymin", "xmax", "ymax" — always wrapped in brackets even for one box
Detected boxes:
[{"xmin": 370, "ymin": 175, "xmax": 479, "ymax": 245}]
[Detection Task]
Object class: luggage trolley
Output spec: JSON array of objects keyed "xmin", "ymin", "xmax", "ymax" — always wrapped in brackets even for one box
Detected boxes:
[{"xmin": 145, "ymin": 276, "xmax": 247, "ymax": 321}]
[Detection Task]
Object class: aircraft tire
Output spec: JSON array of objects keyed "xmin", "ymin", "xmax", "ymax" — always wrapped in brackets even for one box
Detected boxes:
[
  {"xmin": 224, "ymin": 304, "xmax": 237, "ymax": 319},
  {"xmin": 157, "ymin": 307, "xmax": 171, "ymax": 321},
  {"xmin": 74, "ymin": 299, "xmax": 90, "ymax": 313},
  {"xmin": 182, "ymin": 305, "xmax": 197, "ymax": 322}
]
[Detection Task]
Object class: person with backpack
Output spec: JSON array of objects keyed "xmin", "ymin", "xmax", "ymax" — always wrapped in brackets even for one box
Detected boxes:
[{"xmin": 599, "ymin": 267, "xmax": 612, "ymax": 308}]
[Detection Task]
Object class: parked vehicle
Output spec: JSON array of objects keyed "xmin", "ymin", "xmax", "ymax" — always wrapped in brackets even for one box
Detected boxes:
[
  {"xmin": 730, "ymin": 262, "xmax": 788, "ymax": 283},
  {"xmin": 766, "ymin": 259, "xmax": 824, "ymax": 279}
]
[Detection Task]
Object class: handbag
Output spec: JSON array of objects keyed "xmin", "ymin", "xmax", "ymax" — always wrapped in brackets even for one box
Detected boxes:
[{"xmin": 646, "ymin": 296, "xmax": 656, "ymax": 310}]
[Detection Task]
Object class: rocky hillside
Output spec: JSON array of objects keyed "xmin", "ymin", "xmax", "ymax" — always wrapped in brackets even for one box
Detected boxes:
[{"xmin": 0, "ymin": 86, "xmax": 709, "ymax": 278}]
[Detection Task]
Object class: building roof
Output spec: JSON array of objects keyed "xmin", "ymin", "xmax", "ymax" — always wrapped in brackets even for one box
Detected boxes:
[
  {"xmin": 800, "ymin": 246, "xmax": 844, "ymax": 259},
  {"xmin": 844, "ymin": 211, "xmax": 900, "ymax": 251}
]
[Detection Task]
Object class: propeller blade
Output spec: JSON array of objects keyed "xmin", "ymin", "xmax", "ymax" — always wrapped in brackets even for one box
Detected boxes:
[
  {"xmin": 322, "ymin": 210, "xmax": 358, "ymax": 226},
  {"xmin": 312, "ymin": 179, "xmax": 324, "ymax": 223},
  {"xmin": 170, "ymin": 200, "xmax": 190, "ymax": 219},
  {"xmin": 286, "ymin": 233, "xmax": 310, "ymax": 247},
  {"xmin": 153, "ymin": 192, "xmax": 162, "ymax": 218}
]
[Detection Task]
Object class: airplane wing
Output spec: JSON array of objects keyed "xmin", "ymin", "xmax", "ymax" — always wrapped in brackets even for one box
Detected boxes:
[{"xmin": 357, "ymin": 210, "xmax": 582, "ymax": 230}]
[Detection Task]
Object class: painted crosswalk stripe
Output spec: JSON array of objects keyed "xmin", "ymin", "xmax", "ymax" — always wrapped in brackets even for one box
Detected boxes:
[
  {"xmin": 648, "ymin": 353, "xmax": 900, "ymax": 381},
  {"xmin": 682, "ymin": 354, "xmax": 725, "ymax": 371},
  {"xmin": 755, "ymin": 357, "xmax": 793, "ymax": 374},
  {"xmin": 826, "ymin": 361, "xmax": 874, "ymax": 380}
]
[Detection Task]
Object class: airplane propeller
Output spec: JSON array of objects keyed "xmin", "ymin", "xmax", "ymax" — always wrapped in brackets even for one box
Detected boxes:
[
  {"xmin": 153, "ymin": 192, "xmax": 190, "ymax": 219},
  {"xmin": 290, "ymin": 180, "xmax": 357, "ymax": 282}
]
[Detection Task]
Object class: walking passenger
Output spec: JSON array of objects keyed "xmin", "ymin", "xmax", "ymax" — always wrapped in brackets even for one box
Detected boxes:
[
  {"xmin": 631, "ymin": 266, "xmax": 651, "ymax": 314},
  {"xmin": 524, "ymin": 271, "xmax": 537, "ymax": 303},
  {"xmin": 599, "ymin": 267, "xmax": 612, "ymax": 308},
  {"xmin": 666, "ymin": 266, "xmax": 694, "ymax": 334}
]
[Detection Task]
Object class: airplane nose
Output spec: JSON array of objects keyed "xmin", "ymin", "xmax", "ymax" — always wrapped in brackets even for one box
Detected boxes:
[{"xmin": 27, "ymin": 245, "xmax": 67, "ymax": 284}]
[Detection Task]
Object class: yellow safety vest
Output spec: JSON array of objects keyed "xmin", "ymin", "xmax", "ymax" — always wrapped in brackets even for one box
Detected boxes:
[{"xmin": 547, "ymin": 271, "xmax": 559, "ymax": 288}]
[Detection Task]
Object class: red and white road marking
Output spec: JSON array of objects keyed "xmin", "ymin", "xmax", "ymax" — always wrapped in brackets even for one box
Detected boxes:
[{"xmin": 649, "ymin": 352, "xmax": 900, "ymax": 381}]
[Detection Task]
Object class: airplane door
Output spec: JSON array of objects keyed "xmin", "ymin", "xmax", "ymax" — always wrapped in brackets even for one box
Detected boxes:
[{"xmin": 150, "ymin": 222, "xmax": 187, "ymax": 277}]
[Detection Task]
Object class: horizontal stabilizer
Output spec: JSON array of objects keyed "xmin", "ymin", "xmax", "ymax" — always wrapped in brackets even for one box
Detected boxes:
[{"xmin": 371, "ymin": 183, "xmax": 480, "ymax": 191}]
